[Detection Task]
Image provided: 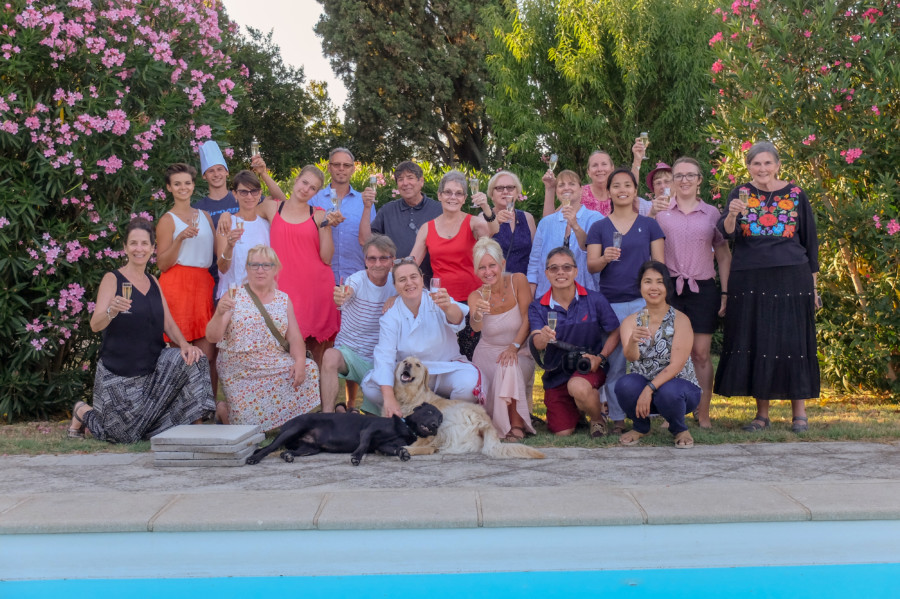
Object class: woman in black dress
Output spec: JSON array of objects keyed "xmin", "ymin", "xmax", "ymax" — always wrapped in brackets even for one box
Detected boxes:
[{"xmin": 714, "ymin": 141, "xmax": 820, "ymax": 433}]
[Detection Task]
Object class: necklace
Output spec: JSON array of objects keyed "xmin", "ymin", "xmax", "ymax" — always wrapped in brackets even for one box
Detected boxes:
[{"xmin": 488, "ymin": 277, "xmax": 510, "ymax": 309}]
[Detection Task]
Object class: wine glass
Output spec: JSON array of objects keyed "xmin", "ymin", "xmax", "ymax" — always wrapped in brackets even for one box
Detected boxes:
[
  {"xmin": 229, "ymin": 282, "xmax": 239, "ymax": 300},
  {"xmin": 739, "ymin": 187, "xmax": 750, "ymax": 217},
  {"xmin": 429, "ymin": 277, "xmax": 442, "ymax": 312},
  {"xmin": 612, "ymin": 232, "xmax": 623, "ymax": 261},
  {"xmin": 468, "ymin": 177, "xmax": 479, "ymax": 196},
  {"xmin": 191, "ymin": 211, "xmax": 199, "ymax": 229},
  {"xmin": 638, "ymin": 308, "xmax": 650, "ymax": 328},
  {"xmin": 250, "ymin": 137, "xmax": 260, "ymax": 158},
  {"xmin": 235, "ymin": 217, "xmax": 244, "ymax": 244},
  {"xmin": 547, "ymin": 311, "xmax": 558, "ymax": 343},
  {"xmin": 561, "ymin": 191, "xmax": 572, "ymax": 209},
  {"xmin": 640, "ymin": 132, "xmax": 649, "ymax": 160},
  {"xmin": 369, "ymin": 174, "xmax": 378, "ymax": 188},
  {"xmin": 505, "ymin": 194, "xmax": 515, "ymax": 218},
  {"xmin": 480, "ymin": 284, "xmax": 492, "ymax": 302},
  {"xmin": 120, "ymin": 282, "xmax": 133, "ymax": 314},
  {"xmin": 549, "ymin": 153, "xmax": 558, "ymax": 172}
]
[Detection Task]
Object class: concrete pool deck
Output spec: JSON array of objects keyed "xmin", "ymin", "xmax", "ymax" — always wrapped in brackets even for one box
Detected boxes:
[{"xmin": 1, "ymin": 440, "xmax": 899, "ymax": 534}]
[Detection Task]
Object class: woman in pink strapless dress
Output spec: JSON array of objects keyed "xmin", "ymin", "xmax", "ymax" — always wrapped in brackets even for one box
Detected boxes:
[{"xmin": 468, "ymin": 238, "xmax": 535, "ymax": 441}]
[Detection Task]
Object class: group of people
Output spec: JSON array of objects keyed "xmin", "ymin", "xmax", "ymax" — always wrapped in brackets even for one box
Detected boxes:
[{"xmin": 67, "ymin": 139, "xmax": 820, "ymax": 451}]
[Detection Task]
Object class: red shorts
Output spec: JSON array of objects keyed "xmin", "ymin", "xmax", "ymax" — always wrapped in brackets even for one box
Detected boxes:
[{"xmin": 543, "ymin": 371, "xmax": 606, "ymax": 433}]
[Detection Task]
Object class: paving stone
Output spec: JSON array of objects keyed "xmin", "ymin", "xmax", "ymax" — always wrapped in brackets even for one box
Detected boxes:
[
  {"xmin": 0, "ymin": 495, "xmax": 27, "ymax": 514},
  {"xmin": 0, "ymin": 493, "xmax": 174, "ymax": 533},
  {"xmin": 153, "ymin": 445, "xmax": 256, "ymax": 461},
  {"xmin": 151, "ymin": 433, "xmax": 265, "ymax": 454},
  {"xmin": 479, "ymin": 486, "xmax": 644, "ymax": 527},
  {"xmin": 316, "ymin": 488, "xmax": 478, "ymax": 529},
  {"xmin": 776, "ymin": 482, "xmax": 900, "ymax": 521},
  {"xmin": 151, "ymin": 490, "xmax": 324, "ymax": 531},
  {"xmin": 627, "ymin": 483, "xmax": 809, "ymax": 524},
  {"xmin": 150, "ymin": 424, "xmax": 261, "ymax": 448},
  {"xmin": 154, "ymin": 454, "xmax": 253, "ymax": 467}
]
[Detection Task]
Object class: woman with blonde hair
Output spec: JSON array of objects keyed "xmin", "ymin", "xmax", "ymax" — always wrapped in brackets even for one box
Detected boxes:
[
  {"xmin": 206, "ymin": 244, "xmax": 320, "ymax": 431},
  {"xmin": 468, "ymin": 238, "xmax": 536, "ymax": 441}
]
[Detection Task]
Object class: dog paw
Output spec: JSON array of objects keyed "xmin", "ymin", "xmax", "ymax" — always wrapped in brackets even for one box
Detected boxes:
[
  {"xmin": 245, "ymin": 456, "xmax": 259, "ymax": 465},
  {"xmin": 351, "ymin": 455, "xmax": 361, "ymax": 466},
  {"xmin": 398, "ymin": 447, "xmax": 411, "ymax": 461},
  {"xmin": 280, "ymin": 451, "xmax": 294, "ymax": 463}
]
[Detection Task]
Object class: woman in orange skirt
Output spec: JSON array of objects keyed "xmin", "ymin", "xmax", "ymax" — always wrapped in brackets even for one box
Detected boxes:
[{"xmin": 156, "ymin": 163, "xmax": 217, "ymax": 389}]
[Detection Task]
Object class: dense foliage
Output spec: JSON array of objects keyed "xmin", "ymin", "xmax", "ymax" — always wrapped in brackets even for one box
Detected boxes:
[
  {"xmin": 315, "ymin": 0, "xmax": 497, "ymax": 169},
  {"xmin": 706, "ymin": 0, "xmax": 899, "ymax": 394},
  {"xmin": 0, "ymin": 0, "xmax": 244, "ymax": 419},
  {"xmin": 483, "ymin": 0, "xmax": 719, "ymax": 178}
]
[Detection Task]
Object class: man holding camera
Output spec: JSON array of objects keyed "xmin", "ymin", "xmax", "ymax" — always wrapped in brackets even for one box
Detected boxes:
[{"xmin": 529, "ymin": 247, "xmax": 620, "ymax": 437}]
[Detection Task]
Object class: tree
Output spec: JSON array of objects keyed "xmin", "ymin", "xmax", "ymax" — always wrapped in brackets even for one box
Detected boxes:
[
  {"xmin": 483, "ymin": 0, "xmax": 719, "ymax": 177},
  {"xmin": 227, "ymin": 27, "xmax": 345, "ymax": 180},
  {"xmin": 707, "ymin": 0, "xmax": 899, "ymax": 394},
  {"xmin": 0, "ymin": 0, "xmax": 244, "ymax": 419},
  {"xmin": 315, "ymin": 0, "xmax": 496, "ymax": 168}
]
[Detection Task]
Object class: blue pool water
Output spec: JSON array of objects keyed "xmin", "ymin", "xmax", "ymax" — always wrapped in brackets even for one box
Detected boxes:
[{"xmin": 4, "ymin": 521, "xmax": 899, "ymax": 597}]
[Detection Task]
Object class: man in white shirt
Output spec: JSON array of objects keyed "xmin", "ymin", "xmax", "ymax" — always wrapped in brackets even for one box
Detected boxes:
[{"xmin": 320, "ymin": 235, "xmax": 397, "ymax": 412}]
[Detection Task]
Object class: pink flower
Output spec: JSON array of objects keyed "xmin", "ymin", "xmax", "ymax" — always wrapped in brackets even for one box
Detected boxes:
[
  {"xmin": 888, "ymin": 220, "xmax": 900, "ymax": 236},
  {"xmin": 802, "ymin": 134, "xmax": 816, "ymax": 146},
  {"xmin": 834, "ymin": 104, "xmax": 842, "ymax": 112},
  {"xmin": 850, "ymin": 35, "xmax": 861, "ymax": 43},
  {"xmin": 839, "ymin": 148, "xmax": 862, "ymax": 164},
  {"xmin": 873, "ymin": 215, "xmax": 882, "ymax": 229},
  {"xmin": 740, "ymin": 141, "xmax": 752, "ymax": 151},
  {"xmin": 709, "ymin": 32, "xmax": 723, "ymax": 46},
  {"xmin": 872, "ymin": 106, "xmax": 880, "ymax": 116},
  {"xmin": 711, "ymin": 59, "xmax": 724, "ymax": 74},
  {"xmin": 803, "ymin": 30, "xmax": 811, "ymax": 38},
  {"xmin": 861, "ymin": 8, "xmax": 883, "ymax": 23},
  {"xmin": 0, "ymin": 216, "xmax": 8, "ymax": 228}
]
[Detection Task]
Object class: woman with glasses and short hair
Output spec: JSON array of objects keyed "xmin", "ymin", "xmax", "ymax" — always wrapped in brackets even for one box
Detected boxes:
[
  {"xmin": 654, "ymin": 157, "xmax": 731, "ymax": 428},
  {"xmin": 206, "ymin": 244, "xmax": 320, "ymax": 431},
  {"xmin": 480, "ymin": 170, "xmax": 535, "ymax": 275},
  {"xmin": 215, "ymin": 170, "xmax": 271, "ymax": 302}
]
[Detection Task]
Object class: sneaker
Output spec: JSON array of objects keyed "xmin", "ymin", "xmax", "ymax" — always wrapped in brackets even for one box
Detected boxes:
[{"xmin": 590, "ymin": 418, "xmax": 608, "ymax": 438}]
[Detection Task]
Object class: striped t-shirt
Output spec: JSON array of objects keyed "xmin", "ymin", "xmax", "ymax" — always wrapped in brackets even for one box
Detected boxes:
[{"xmin": 334, "ymin": 270, "xmax": 395, "ymax": 361}]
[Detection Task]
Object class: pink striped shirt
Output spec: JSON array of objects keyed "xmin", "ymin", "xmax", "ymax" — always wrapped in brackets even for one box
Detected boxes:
[{"xmin": 656, "ymin": 199, "xmax": 726, "ymax": 294}]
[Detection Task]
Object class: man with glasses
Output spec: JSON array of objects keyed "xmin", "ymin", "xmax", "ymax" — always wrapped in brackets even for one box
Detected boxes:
[
  {"xmin": 529, "ymin": 247, "xmax": 620, "ymax": 438},
  {"xmin": 320, "ymin": 235, "xmax": 398, "ymax": 413},
  {"xmin": 310, "ymin": 148, "xmax": 375, "ymax": 283},
  {"xmin": 359, "ymin": 160, "xmax": 442, "ymax": 283}
]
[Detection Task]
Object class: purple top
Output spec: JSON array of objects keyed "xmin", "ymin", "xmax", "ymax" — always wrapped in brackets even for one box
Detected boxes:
[
  {"xmin": 492, "ymin": 209, "xmax": 532, "ymax": 274},
  {"xmin": 586, "ymin": 215, "xmax": 665, "ymax": 303}
]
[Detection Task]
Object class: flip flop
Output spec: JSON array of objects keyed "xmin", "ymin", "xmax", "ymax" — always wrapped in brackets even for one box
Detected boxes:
[
  {"xmin": 674, "ymin": 430, "xmax": 694, "ymax": 449},
  {"xmin": 619, "ymin": 430, "xmax": 646, "ymax": 446}
]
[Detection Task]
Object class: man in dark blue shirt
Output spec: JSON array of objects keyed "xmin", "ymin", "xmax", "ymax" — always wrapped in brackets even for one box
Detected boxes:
[{"xmin": 529, "ymin": 247, "xmax": 620, "ymax": 438}]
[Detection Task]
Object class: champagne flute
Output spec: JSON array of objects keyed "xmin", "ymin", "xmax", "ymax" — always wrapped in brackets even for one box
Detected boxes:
[
  {"xmin": 369, "ymin": 174, "xmax": 378, "ymax": 188},
  {"xmin": 638, "ymin": 308, "xmax": 650, "ymax": 328},
  {"xmin": 235, "ymin": 217, "xmax": 244, "ymax": 244},
  {"xmin": 191, "ymin": 211, "xmax": 200, "ymax": 229},
  {"xmin": 468, "ymin": 177, "xmax": 479, "ymax": 196},
  {"xmin": 561, "ymin": 191, "xmax": 572, "ymax": 209},
  {"xmin": 504, "ymin": 194, "xmax": 515, "ymax": 218},
  {"xmin": 612, "ymin": 231, "xmax": 623, "ymax": 261},
  {"xmin": 120, "ymin": 282, "xmax": 133, "ymax": 314},
  {"xmin": 739, "ymin": 187, "xmax": 750, "ymax": 217},
  {"xmin": 229, "ymin": 282, "xmax": 239, "ymax": 300},
  {"xmin": 549, "ymin": 153, "xmax": 559, "ymax": 172},
  {"xmin": 640, "ymin": 132, "xmax": 650, "ymax": 160},
  {"xmin": 339, "ymin": 276, "xmax": 348, "ymax": 297},
  {"xmin": 547, "ymin": 310, "xmax": 558, "ymax": 343},
  {"xmin": 333, "ymin": 190, "xmax": 343, "ymax": 214},
  {"xmin": 250, "ymin": 137, "xmax": 260, "ymax": 157},
  {"xmin": 429, "ymin": 277, "xmax": 442, "ymax": 313},
  {"xmin": 480, "ymin": 284, "xmax": 492, "ymax": 302}
]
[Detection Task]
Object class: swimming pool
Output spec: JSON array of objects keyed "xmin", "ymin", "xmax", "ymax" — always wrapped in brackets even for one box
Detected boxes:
[{"xmin": 4, "ymin": 521, "xmax": 899, "ymax": 597}]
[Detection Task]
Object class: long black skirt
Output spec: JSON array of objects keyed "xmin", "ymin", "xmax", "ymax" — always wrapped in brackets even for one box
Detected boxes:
[{"xmin": 714, "ymin": 264, "xmax": 820, "ymax": 400}]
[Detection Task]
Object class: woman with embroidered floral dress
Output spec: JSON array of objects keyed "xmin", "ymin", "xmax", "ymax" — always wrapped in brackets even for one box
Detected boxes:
[{"xmin": 714, "ymin": 141, "xmax": 820, "ymax": 433}]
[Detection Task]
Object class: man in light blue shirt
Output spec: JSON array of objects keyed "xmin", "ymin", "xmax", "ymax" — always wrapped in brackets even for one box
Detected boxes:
[{"xmin": 310, "ymin": 147, "xmax": 376, "ymax": 283}]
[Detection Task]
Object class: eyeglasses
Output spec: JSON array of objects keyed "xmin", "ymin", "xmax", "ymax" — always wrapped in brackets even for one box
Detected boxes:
[
  {"xmin": 440, "ymin": 191, "xmax": 466, "ymax": 199},
  {"xmin": 673, "ymin": 173, "xmax": 700, "ymax": 181},
  {"xmin": 546, "ymin": 264, "xmax": 576, "ymax": 273},
  {"xmin": 366, "ymin": 255, "xmax": 394, "ymax": 263},
  {"xmin": 329, "ymin": 162, "xmax": 353, "ymax": 169},
  {"xmin": 235, "ymin": 188, "xmax": 262, "ymax": 198},
  {"xmin": 493, "ymin": 185, "xmax": 517, "ymax": 193},
  {"xmin": 393, "ymin": 256, "xmax": 417, "ymax": 266},
  {"xmin": 248, "ymin": 262, "xmax": 275, "ymax": 271}
]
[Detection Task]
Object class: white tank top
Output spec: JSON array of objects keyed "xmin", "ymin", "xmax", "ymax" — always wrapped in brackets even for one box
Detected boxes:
[
  {"xmin": 168, "ymin": 211, "xmax": 214, "ymax": 268},
  {"xmin": 215, "ymin": 216, "xmax": 271, "ymax": 299}
]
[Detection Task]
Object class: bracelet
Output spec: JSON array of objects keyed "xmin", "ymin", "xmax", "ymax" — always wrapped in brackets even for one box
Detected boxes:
[
  {"xmin": 483, "ymin": 210, "xmax": 496, "ymax": 223},
  {"xmin": 106, "ymin": 306, "xmax": 117, "ymax": 320},
  {"xmin": 220, "ymin": 252, "xmax": 232, "ymax": 261},
  {"xmin": 646, "ymin": 381, "xmax": 658, "ymax": 394},
  {"xmin": 721, "ymin": 291, "xmax": 728, "ymax": 295}
]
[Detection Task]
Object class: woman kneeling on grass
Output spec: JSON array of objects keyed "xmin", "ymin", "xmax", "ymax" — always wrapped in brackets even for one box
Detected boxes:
[
  {"xmin": 616, "ymin": 261, "xmax": 701, "ymax": 449},
  {"xmin": 67, "ymin": 218, "xmax": 215, "ymax": 443}
]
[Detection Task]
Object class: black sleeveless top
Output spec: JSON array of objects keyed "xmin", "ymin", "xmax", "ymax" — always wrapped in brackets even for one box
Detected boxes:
[{"xmin": 99, "ymin": 271, "xmax": 165, "ymax": 377}]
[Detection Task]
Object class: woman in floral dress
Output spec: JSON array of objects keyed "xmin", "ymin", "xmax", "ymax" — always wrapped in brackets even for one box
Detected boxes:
[{"xmin": 206, "ymin": 244, "xmax": 320, "ymax": 430}]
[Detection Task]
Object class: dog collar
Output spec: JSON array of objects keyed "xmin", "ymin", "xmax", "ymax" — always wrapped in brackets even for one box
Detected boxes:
[{"xmin": 401, "ymin": 416, "xmax": 420, "ymax": 439}]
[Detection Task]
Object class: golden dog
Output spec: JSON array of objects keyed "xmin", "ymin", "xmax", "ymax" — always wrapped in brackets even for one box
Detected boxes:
[{"xmin": 393, "ymin": 357, "xmax": 544, "ymax": 459}]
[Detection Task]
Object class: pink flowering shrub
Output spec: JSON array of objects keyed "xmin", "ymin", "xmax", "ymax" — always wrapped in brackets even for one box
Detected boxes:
[
  {"xmin": 706, "ymin": 0, "xmax": 900, "ymax": 394},
  {"xmin": 0, "ymin": 0, "xmax": 245, "ymax": 419}
]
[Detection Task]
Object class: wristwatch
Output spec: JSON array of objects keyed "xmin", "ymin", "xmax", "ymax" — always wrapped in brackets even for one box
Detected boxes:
[{"xmin": 512, "ymin": 342, "xmax": 521, "ymax": 349}]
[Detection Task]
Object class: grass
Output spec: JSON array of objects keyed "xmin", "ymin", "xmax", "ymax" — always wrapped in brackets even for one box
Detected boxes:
[{"xmin": 2, "ymin": 381, "xmax": 898, "ymax": 456}]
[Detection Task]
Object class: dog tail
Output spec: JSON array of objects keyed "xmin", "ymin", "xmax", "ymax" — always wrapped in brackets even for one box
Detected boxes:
[{"xmin": 480, "ymin": 420, "xmax": 545, "ymax": 459}]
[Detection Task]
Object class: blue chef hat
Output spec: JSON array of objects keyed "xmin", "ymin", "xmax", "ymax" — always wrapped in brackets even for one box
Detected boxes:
[{"xmin": 199, "ymin": 140, "xmax": 228, "ymax": 175}]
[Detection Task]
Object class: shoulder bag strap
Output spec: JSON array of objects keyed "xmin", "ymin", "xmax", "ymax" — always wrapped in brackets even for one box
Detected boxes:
[{"xmin": 243, "ymin": 284, "xmax": 290, "ymax": 353}]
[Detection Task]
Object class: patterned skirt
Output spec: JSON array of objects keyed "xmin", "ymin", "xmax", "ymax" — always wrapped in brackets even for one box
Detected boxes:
[
  {"xmin": 714, "ymin": 263, "xmax": 820, "ymax": 400},
  {"xmin": 85, "ymin": 349, "xmax": 215, "ymax": 443}
]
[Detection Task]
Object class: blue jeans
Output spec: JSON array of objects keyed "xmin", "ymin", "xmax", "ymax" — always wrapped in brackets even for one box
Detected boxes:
[
  {"xmin": 603, "ymin": 298, "xmax": 647, "ymax": 421},
  {"xmin": 615, "ymin": 373, "xmax": 701, "ymax": 435}
]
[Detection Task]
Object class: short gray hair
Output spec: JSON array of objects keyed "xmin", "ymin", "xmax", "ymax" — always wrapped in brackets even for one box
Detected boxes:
[
  {"xmin": 329, "ymin": 147, "xmax": 355, "ymax": 161},
  {"xmin": 745, "ymin": 141, "xmax": 780, "ymax": 166},
  {"xmin": 438, "ymin": 170, "xmax": 467, "ymax": 194},
  {"xmin": 363, "ymin": 234, "xmax": 397, "ymax": 257}
]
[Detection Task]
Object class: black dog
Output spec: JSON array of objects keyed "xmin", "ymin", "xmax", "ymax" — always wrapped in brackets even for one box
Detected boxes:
[{"xmin": 245, "ymin": 403, "xmax": 443, "ymax": 466}]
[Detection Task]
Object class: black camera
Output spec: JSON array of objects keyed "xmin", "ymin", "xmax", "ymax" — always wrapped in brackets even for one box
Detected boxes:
[{"xmin": 562, "ymin": 351, "xmax": 593, "ymax": 375}]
